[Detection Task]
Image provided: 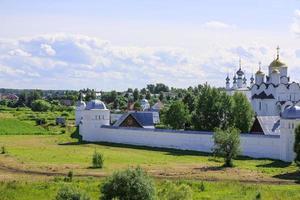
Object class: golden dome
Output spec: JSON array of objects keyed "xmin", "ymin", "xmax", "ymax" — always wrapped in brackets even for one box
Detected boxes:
[
  {"xmin": 255, "ymin": 70, "xmax": 264, "ymax": 75},
  {"xmin": 272, "ymin": 69, "xmax": 280, "ymax": 74},
  {"xmin": 269, "ymin": 59, "xmax": 286, "ymax": 68}
]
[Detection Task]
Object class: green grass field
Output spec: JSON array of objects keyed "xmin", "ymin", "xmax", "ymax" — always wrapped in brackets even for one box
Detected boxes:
[
  {"xmin": 0, "ymin": 178, "xmax": 300, "ymax": 200},
  {"xmin": 0, "ymin": 107, "xmax": 300, "ymax": 199}
]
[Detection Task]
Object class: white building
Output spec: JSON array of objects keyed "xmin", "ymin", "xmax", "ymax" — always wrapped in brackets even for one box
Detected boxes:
[
  {"xmin": 225, "ymin": 58, "xmax": 252, "ymax": 101},
  {"xmin": 75, "ymin": 99, "xmax": 110, "ymax": 127},
  {"xmin": 251, "ymin": 47, "xmax": 300, "ymax": 116}
]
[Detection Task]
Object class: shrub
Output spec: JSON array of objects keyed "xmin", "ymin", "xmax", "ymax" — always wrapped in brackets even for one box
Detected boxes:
[
  {"xmin": 35, "ymin": 118, "xmax": 47, "ymax": 125},
  {"xmin": 294, "ymin": 124, "xmax": 300, "ymax": 166},
  {"xmin": 1, "ymin": 146, "xmax": 7, "ymax": 154},
  {"xmin": 199, "ymin": 182, "xmax": 205, "ymax": 192},
  {"xmin": 92, "ymin": 151, "xmax": 104, "ymax": 168},
  {"xmin": 64, "ymin": 171, "xmax": 73, "ymax": 182},
  {"xmin": 101, "ymin": 167, "xmax": 155, "ymax": 200},
  {"xmin": 61, "ymin": 112, "xmax": 69, "ymax": 117},
  {"xmin": 55, "ymin": 185, "xmax": 90, "ymax": 200},
  {"xmin": 31, "ymin": 99, "xmax": 51, "ymax": 112},
  {"xmin": 213, "ymin": 127, "xmax": 241, "ymax": 167},
  {"xmin": 157, "ymin": 181, "xmax": 193, "ymax": 200},
  {"xmin": 255, "ymin": 191, "xmax": 261, "ymax": 200}
]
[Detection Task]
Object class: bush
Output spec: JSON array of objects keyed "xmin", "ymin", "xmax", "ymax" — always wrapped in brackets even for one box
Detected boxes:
[
  {"xmin": 213, "ymin": 127, "xmax": 241, "ymax": 167},
  {"xmin": 294, "ymin": 124, "xmax": 300, "ymax": 166},
  {"xmin": 64, "ymin": 171, "xmax": 73, "ymax": 182},
  {"xmin": 31, "ymin": 100, "xmax": 51, "ymax": 112},
  {"xmin": 199, "ymin": 182, "xmax": 205, "ymax": 192},
  {"xmin": 1, "ymin": 146, "xmax": 7, "ymax": 154},
  {"xmin": 101, "ymin": 167, "xmax": 155, "ymax": 200},
  {"xmin": 35, "ymin": 118, "xmax": 47, "ymax": 125},
  {"xmin": 157, "ymin": 181, "xmax": 193, "ymax": 200},
  {"xmin": 92, "ymin": 151, "xmax": 104, "ymax": 168},
  {"xmin": 56, "ymin": 185, "xmax": 90, "ymax": 200}
]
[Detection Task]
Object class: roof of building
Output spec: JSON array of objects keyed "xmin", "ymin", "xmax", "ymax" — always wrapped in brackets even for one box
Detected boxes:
[
  {"xmin": 269, "ymin": 58, "xmax": 286, "ymax": 68},
  {"xmin": 252, "ymin": 91, "xmax": 275, "ymax": 99},
  {"xmin": 257, "ymin": 116, "xmax": 280, "ymax": 135},
  {"xmin": 282, "ymin": 106, "xmax": 300, "ymax": 119},
  {"xmin": 114, "ymin": 111, "xmax": 154, "ymax": 128},
  {"xmin": 85, "ymin": 99, "xmax": 107, "ymax": 110}
]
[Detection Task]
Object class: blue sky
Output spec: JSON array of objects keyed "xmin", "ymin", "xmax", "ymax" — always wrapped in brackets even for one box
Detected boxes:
[{"xmin": 0, "ymin": 0, "xmax": 299, "ymax": 90}]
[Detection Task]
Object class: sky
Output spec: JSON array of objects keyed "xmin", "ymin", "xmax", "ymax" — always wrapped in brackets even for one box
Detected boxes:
[{"xmin": 0, "ymin": 0, "xmax": 299, "ymax": 91}]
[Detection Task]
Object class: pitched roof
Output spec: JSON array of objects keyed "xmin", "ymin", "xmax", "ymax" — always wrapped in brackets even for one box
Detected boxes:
[
  {"xmin": 252, "ymin": 91, "xmax": 275, "ymax": 99},
  {"xmin": 114, "ymin": 112, "xmax": 154, "ymax": 128},
  {"xmin": 256, "ymin": 116, "xmax": 280, "ymax": 135}
]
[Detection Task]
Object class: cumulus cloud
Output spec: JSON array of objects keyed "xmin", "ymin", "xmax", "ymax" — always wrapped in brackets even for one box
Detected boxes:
[
  {"xmin": 40, "ymin": 44, "xmax": 56, "ymax": 56},
  {"xmin": 203, "ymin": 20, "xmax": 235, "ymax": 29},
  {"xmin": 0, "ymin": 34, "xmax": 298, "ymax": 90},
  {"xmin": 291, "ymin": 9, "xmax": 300, "ymax": 36}
]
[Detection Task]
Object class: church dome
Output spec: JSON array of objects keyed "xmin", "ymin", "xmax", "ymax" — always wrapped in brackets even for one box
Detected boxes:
[
  {"xmin": 282, "ymin": 106, "xmax": 300, "ymax": 119},
  {"xmin": 76, "ymin": 101, "xmax": 86, "ymax": 110},
  {"xmin": 269, "ymin": 59, "xmax": 286, "ymax": 68},
  {"xmin": 255, "ymin": 70, "xmax": 264, "ymax": 75},
  {"xmin": 236, "ymin": 68, "xmax": 244, "ymax": 76},
  {"xmin": 85, "ymin": 99, "xmax": 107, "ymax": 110},
  {"xmin": 272, "ymin": 69, "xmax": 280, "ymax": 74}
]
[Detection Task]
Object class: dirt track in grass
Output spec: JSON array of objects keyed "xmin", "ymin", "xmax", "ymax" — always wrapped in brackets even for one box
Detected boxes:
[{"xmin": 0, "ymin": 161, "xmax": 297, "ymax": 185}]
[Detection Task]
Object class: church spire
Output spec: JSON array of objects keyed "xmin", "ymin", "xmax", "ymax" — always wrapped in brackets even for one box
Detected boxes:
[
  {"xmin": 276, "ymin": 45, "xmax": 280, "ymax": 60},
  {"xmin": 239, "ymin": 57, "xmax": 242, "ymax": 70}
]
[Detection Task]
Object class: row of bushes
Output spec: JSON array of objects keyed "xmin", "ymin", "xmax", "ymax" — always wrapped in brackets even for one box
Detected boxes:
[{"xmin": 55, "ymin": 167, "xmax": 195, "ymax": 200}]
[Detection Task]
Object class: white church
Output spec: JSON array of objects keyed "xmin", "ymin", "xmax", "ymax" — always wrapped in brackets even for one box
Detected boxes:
[{"xmin": 76, "ymin": 47, "xmax": 300, "ymax": 162}]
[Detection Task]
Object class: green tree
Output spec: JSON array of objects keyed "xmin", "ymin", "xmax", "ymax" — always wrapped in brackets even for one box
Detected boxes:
[
  {"xmin": 164, "ymin": 101, "xmax": 189, "ymax": 129},
  {"xmin": 182, "ymin": 92, "xmax": 195, "ymax": 113},
  {"xmin": 192, "ymin": 84, "xmax": 234, "ymax": 131},
  {"xmin": 92, "ymin": 151, "xmax": 104, "ymax": 168},
  {"xmin": 213, "ymin": 127, "xmax": 241, "ymax": 167},
  {"xmin": 31, "ymin": 99, "xmax": 51, "ymax": 112},
  {"xmin": 133, "ymin": 88, "xmax": 139, "ymax": 101},
  {"xmin": 145, "ymin": 91, "xmax": 151, "ymax": 100},
  {"xmin": 232, "ymin": 92, "xmax": 254, "ymax": 132},
  {"xmin": 294, "ymin": 124, "xmax": 300, "ymax": 166},
  {"xmin": 101, "ymin": 167, "xmax": 155, "ymax": 200},
  {"xmin": 159, "ymin": 92, "xmax": 164, "ymax": 101},
  {"xmin": 147, "ymin": 84, "xmax": 155, "ymax": 94}
]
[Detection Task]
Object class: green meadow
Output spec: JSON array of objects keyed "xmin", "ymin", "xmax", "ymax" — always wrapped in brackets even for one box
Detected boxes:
[{"xmin": 0, "ymin": 106, "xmax": 300, "ymax": 199}]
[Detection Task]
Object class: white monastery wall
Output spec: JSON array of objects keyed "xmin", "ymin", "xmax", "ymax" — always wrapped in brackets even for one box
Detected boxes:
[{"xmin": 80, "ymin": 126, "xmax": 289, "ymax": 161}]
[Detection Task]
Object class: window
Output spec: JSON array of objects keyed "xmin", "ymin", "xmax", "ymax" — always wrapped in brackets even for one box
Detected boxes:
[{"xmin": 259, "ymin": 102, "xmax": 262, "ymax": 111}]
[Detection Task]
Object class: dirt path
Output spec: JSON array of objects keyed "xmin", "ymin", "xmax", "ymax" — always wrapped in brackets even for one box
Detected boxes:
[{"xmin": 0, "ymin": 163, "xmax": 298, "ymax": 185}]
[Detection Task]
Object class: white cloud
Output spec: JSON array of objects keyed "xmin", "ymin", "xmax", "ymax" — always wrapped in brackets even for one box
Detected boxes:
[
  {"xmin": 40, "ymin": 44, "xmax": 56, "ymax": 56},
  {"xmin": 0, "ymin": 34, "xmax": 298, "ymax": 90},
  {"xmin": 291, "ymin": 9, "xmax": 300, "ymax": 37},
  {"xmin": 203, "ymin": 21, "xmax": 235, "ymax": 29}
]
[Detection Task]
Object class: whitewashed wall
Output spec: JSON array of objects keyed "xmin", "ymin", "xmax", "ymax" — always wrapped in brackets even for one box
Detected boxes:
[{"xmin": 80, "ymin": 125, "xmax": 290, "ymax": 161}]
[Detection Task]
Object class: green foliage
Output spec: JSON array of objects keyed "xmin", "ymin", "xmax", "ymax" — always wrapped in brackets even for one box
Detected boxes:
[
  {"xmin": 31, "ymin": 99, "xmax": 51, "ymax": 112},
  {"xmin": 182, "ymin": 92, "xmax": 195, "ymax": 113},
  {"xmin": 35, "ymin": 117, "xmax": 47, "ymax": 125},
  {"xmin": 1, "ymin": 146, "xmax": 7, "ymax": 154},
  {"xmin": 55, "ymin": 185, "xmax": 90, "ymax": 200},
  {"xmin": 232, "ymin": 92, "xmax": 254, "ymax": 132},
  {"xmin": 163, "ymin": 101, "xmax": 189, "ymax": 129},
  {"xmin": 192, "ymin": 84, "xmax": 234, "ymax": 131},
  {"xmin": 294, "ymin": 124, "xmax": 300, "ymax": 166},
  {"xmin": 92, "ymin": 151, "xmax": 104, "ymax": 168},
  {"xmin": 255, "ymin": 191, "xmax": 262, "ymax": 200},
  {"xmin": 213, "ymin": 127, "xmax": 241, "ymax": 167},
  {"xmin": 101, "ymin": 167, "xmax": 155, "ymax": 200},
  {"xmin": 133, "ymin": 88, "xmax": 139, "ymax": 101},
  {"xmin": 133, "ymin": 102, "xmax": 141, "ymax": 111},
  {"xmin": 199, "ymin": 182, "xmax": 205, "ymax": 192},
  {"xmin": 64, "ymin": 171, "xmax": 73, "ymax": 182},
  {"xmin": 157, "ymin": 181, "xmax": 193, "ymax": 200}
]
